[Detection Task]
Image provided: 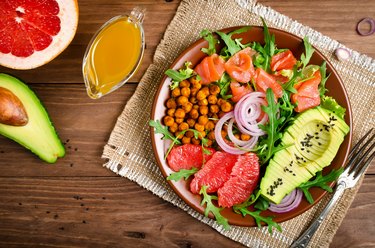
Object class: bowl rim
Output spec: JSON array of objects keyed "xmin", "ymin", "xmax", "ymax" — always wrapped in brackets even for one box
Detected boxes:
[{"xmin": 150, "ymin": 25, "xmax": 353, "ymax": 227}]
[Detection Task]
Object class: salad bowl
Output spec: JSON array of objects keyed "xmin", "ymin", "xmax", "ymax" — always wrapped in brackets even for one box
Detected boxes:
[{"xmin": 150, "ymin": 26, "xmax": 352, "ymax": 227}]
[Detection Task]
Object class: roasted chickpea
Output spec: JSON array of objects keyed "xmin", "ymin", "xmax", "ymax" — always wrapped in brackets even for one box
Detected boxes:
[
  {"xmin": 190, "ymin": 87, "xmax": 199, "ymax": 96},
  {"xmin": 221, "ymin": 130, "xmax": 227, "ymax": 138},
  {"xmin": 241, "ymin": 134, "xmax": 251, "ymax": 141},
  {"xmin": 189, "ymin": 109, "xmax": 199, "ymax": 119},
  {"xmin": 175, "ymin": 118, "xmax": 184, "ymax": 124},
  {"xmin": 196, "ymin": 90, "xmax": 206, "ymax": 101},
  {"xmin": 205, "ymin": 120, "xmax": 215, "ymax": 131},
  {"xmin": 191, "ymin": 137, "xmax": 200, "ymax": 145},
  {"xmin": 198, "ymin": 130, "xmax": 206, "ymax": 139},
  {"xmin": 201, "ymin": 87, "xmax": 210, "ymax": 96},
  {"xmin": 217, "ymin": 98, "xmax": 225, "ymax": 106},
  {"xmin": 163, "ymin": 116, "xmax": 174, "ymax": 127},
  {"xmin": 198, "ymin": 99, "xmax": 208, "ymax": 106},
  {"xmin": 198, "ymin": 115, "xmax": 209, "ymax": 125},
  {"xmin": 175, "ymin": 108, "xmax": 186, "ymax": 119},
  {"xmin": 182, "ymin": 102, "xmax": 193, "ymax": 113},
  {"xmin": 166, "ymin": 98, "xmax": 177, "ymax": 109},
  {"xmin": 169, "ymin": 123, "xmax": 178, "ymax": 133},
  {"xmin": 207, "ymin": 131, "xmax": 215, "ymax": 140},
  {"xmin": 207, "ymin": 95, "xmax": 218, "ymax": 104},
  {"xmin": 204, "ymin": 139, "xmax": 213, "ymax": 147},
  {"xmin": 194, "ymin": 123, "xmax": 205, "ymax": 132},
  {"xmin": 172, "ymin": 88, "xmax": 181, "ymax": 97},
  {"xmin": 190, "ymin": 96, "xmax": 198, "ymax": 104},
  {"xmin": 192, "ymin": 104, "xmax": 199, "ymax": 110},
  {"xmin": 209, "ymin": 84, "xmax": 220, "ymax": 95},
  {"xmin": 185, "ymin": 130, "xmax": 195, "ymax": 138},
  {"xmin": 176, "ymin": 132, "xmax": 184, "ymax": 139},
  {"xmin": 190, "ymin": 76, "xmax": 201, "ymax": 84},
  {"xmin": 221, "ymin": 101, "xmax": 232, "ymax": 112},
  {"xmin": 187, "ymin": 118, "xmax": 196, "ymax": 128},
  {"xmin": 211, "ymin": 113, "xmax": 219, "ymax": 123},
  {"xmin": 181, "ymin": 87, "xmax": 191, "ymax": 97},
  {"xmin": 177, "ymin": 96, "xmax": 188, "ymax": 106},
  {"xmin": 192, "ymin": 81, "xmax": 202, "ymax": 90},
  {"xmin": 167, "ymin": 108, "xmax": 175, "ymax": 117},
  {"xmin": 209, "ymin": 105, "xmax": 220, "ymax": 114},
  {"xmin": 234, "ymin": 133, "xmax": 241, "ymax": 140},
  {"xmin": 182, "ymin": 136, "xmax": 191, "ymax": 144},
  {"xmin": 179, "ymin": 122, "xmax": 189, "ymax": 131},
  {"xmin": 180, "ymin": 80, "xmax": 190, "ymax": 88},
  {"xmin": 199, "ymin": 105, "xmax": 209, "ymax": 115}
]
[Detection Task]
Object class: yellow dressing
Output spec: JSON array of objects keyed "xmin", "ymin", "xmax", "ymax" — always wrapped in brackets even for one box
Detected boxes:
[{"xmin": 83, "ymin": 17, "xmax": 142, "ymax": 98}]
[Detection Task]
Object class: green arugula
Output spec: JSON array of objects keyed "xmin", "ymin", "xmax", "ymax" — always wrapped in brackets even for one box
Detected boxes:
[
  {"xmin": 216, "ymin": 73, "xmax": 233, "ymax": 99},
  {"xmin": 216, "ymin": 26, "xmax": 251, "ymax": 57},
  {"xmin": 300, "ymin": 37, "xmax": 315, "ymax": 69},
  {"xmin": 149, "ymin": 120, "xmax": 181, "ymax": 145},
  {"xmin": 200, "ymin": 29, "xmax": 219, "ymax": 56},
  {"xmin": 233, "ymin": 190, "xmax": 262, "ymax": 209},
  {"xmin": 261, "ymin": 18, "xmax": 276, "ymax": 59},
  {"xmin": 319, "ymin": 61, "xmax": 330, "ymax": 96},
  {"xmin": 320, "ymin": 96, "xmax": 346, "ymax": 119},
  {"xmin": 233, "ymin": 206, "xmax": 282, "ymax": 234},
  {"xmin": 165, "ymin": 62, "xmax": 194, "ymax": 90},
  {"xmin": 298, "ymin": 168, "xmax": 344, "ymax": 204},
  {"xmin": 254, "ymin": 196, "xmax": 270, "ymax": 211},
  {"xmin": 200, "ymin": 185, "xmax": 230, "ymax": 230},
  {"xmin": 258, "ymin": 88, "xmax": 284, "ymax": 164},
  {"xmin": 167, "ymin": 167, "xmax": 198, "ymax": 181},
  {"xmin": 282, "ymin": 65, "xmax": 300, "ymax": 94}
]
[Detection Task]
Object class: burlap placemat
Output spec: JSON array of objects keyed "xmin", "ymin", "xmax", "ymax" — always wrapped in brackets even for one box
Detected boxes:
[{"xmin": 102, "ymin": 0, "xmax": 375, "ymax": 247}]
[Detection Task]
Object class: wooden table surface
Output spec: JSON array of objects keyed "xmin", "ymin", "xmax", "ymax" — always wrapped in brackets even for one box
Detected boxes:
[{"xmin": 0, "ymin": 0, "xmax": 374, "ymax": 247}]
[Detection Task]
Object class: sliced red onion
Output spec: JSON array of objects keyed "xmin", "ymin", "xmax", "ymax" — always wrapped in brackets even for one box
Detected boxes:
[
  {"xmin": 356, "ymin": 17, "xmax": 375, "ymax": 36},
  {"xmin": 335, "ymin": 48, "xmax": 351, "ymax": 61},
  {"xmin": 268, "ymin": 189, "xmax": 303, "ymax": 213},
  {"xmin": 234, "ymin": 92, "xmax": 268, "ymax": 137},
  {"xmin": 214, "ymin": 112, "xmax": 259, "ymax": 154}
]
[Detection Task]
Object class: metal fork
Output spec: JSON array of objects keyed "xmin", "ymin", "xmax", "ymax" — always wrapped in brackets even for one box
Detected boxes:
[{"xmin": 291, "ymin": 128, "xmax": 375, "ymax": 248}]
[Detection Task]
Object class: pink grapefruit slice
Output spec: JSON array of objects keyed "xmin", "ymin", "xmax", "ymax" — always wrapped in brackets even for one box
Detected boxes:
[{"xmin": 0, "ymin": 0, "xmax": 79, "ymax": 70}]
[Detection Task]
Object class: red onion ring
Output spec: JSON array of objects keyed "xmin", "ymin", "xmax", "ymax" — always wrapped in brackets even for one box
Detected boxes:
[
  {"xmin": 356, "ymin": 18, "xmax": 375, "ymax": 36},
  {"xmin": 214, "ymin": 112, "xmax": 258, "ymax": 154},
  {"xmin": 234, "ymin": 92, "xmax": 268, "ymax": 137},
  {"xmin": 268, "ymin": 189, "xmax": 303, "ymax": 213}
]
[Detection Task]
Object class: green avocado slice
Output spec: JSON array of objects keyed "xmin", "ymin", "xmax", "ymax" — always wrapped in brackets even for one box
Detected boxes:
[
  {"xmin": 260, "ymin": 107, "xmax": 349, "ymax": 204},
  {"xmin": 0, "ymin": 73, "xmax": 65, "ymax": 163}
]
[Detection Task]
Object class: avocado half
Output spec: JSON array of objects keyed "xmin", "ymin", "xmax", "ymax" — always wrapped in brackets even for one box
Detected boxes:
[{"xmin": 0, "ymin": 73, "xmax": 65, "ymax": 163}]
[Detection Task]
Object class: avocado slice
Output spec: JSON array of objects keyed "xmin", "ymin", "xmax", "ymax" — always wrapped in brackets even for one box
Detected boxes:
[
  {"xmin": 260, "ymin": 107, "xmax": 349, "ymax": 204},
  {"xmin": 0, "ymin": 73, "xmax": 65, "ymax": 163}
]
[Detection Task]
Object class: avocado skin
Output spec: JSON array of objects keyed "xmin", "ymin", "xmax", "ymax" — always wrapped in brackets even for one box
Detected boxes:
[
  {"xmin": 260, "ymin": 107, "xmax": 349, "ymax": 204},
  {"xmin": 0, "ymin": 73, "xmax": 65, "ymax": 163}
]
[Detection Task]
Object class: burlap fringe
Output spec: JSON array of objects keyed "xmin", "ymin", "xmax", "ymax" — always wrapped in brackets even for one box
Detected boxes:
[{"xmin": 102, "ymin": 0, "xmax": 375, "ymax": 247}]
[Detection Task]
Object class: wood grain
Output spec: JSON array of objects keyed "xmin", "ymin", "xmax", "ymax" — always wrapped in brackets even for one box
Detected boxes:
[
  {"xmin": 0, "ymin": 176, "xmax": 373, "ymax": 248},
  {"xmin": 0, "ymin": 0, "xmax": 374, "ymax": 247}
]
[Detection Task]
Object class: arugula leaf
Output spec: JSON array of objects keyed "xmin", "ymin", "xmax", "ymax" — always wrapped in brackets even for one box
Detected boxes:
[
  {"xmin": 165, "ymin": 62, "xmax": 194, "ymax": 90},
  {"xmin": 282, "ymin": 65, "xmax": 301, "ymax": 94},
  {"xmin": 258, "ymin": 88, "xmax": 284, "ymax": 164},
  {"xmin": 319, "ymin": 61, "xmax": 330, "ymax": 96},
  {"xmin": 149, "ymin": 120, "xmax": 181, "ymax": 145},
  {"xmin": 254, "ymin": 196, "xmax": 270, "ymax": 211},
  {"xmin": 300, "ymin": 37, "xmax": 315, "ymax": 69},
  {"xmin": 216, "ymin": 26, "xmax": 251, "ymax": 57},
  {"xmin": 279, "ymin": 91, "xmax": 296, "ymax": 128},
  {"xmin": 233, "ymin": 207, "xmax": 282, "ymax": 234},
  {"xmin": 200, "ymin": 29, "xmax": 219, "ymax": 56},
  {"xmin": 321, "ymin": 96, "xmax": 346, "ymax": 120},
  {"xmin": 261, "ymin": 18, "xmax": 276, "ymax": 59},
  {"xmin": 200, "ymin": 185, "xmax": 230, "ymax": 230},
  {"xmin": 216, "ymin": 73, "xmax": 232, "ymax": 99},
  {"xmin": 298, "ymin": 168, "xmax": 344, "ymax": 204},
  {"xmin": 167, "ymin": 167, "xmax": 198, "ymax": 181},
  {"xmin": 233, "ymin": 190, "xmax": 261, "ymax": 209}
]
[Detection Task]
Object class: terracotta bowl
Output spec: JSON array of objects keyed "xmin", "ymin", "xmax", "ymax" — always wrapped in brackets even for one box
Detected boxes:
[{"xmin": 150, "ymin": 26, "xmax": 352, "ymax": 227}]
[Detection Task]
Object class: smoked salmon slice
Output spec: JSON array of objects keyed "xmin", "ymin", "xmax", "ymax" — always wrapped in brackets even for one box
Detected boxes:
[
  {"xmin": 224, "ymin": 47, "xmax": 255, "ymax": 83},
  {"xmin": 292, "ymin": 71, "xmax": 321, "ymax": 112},
  {"xmin": 255, "ymin": 68, "xmax": 283, "ymax": 99},
  {"xmin": 230, "ymin": 81, "xmax": 253, "ymax": 102},
  {"xmin": 270, "ymin": 50, "xmax": 297, "ymax": 72},
  {"xmin": 194, "ymin": 54, "xmax": 225, "ymax": 84}
]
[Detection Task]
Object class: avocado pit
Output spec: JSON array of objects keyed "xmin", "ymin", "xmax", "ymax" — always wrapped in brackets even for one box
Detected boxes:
[{"xmin": 0, "ymin": 87, "xmax": 28, "ymax": 126}]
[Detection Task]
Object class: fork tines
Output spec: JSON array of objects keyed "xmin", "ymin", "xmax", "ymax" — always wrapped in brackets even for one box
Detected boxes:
[{"xmin": 345, "ymin": 128, "xmax": 375, "ymax": 178}]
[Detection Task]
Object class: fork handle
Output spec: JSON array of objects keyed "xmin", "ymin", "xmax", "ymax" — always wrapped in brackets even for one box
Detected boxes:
[{"xmin": 290, "ymin": 183, "xmax": 346, "ymax": 248}]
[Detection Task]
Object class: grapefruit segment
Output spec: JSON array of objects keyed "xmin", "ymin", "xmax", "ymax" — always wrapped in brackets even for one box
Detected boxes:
[
  {"xmin": 0, "ymin": 0, "xmax": 78, "ymax": 69},
  {"xmin": 218, "ymin": 153, "xmax": 260, "ymax": 207}
]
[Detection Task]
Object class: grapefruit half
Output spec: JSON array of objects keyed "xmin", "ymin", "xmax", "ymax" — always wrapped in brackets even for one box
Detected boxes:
[{"xmin": 0, "ymin": 0, "xmax": 79, "ymax": 70}]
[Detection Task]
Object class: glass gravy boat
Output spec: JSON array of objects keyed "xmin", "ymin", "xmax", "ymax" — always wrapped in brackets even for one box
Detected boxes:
[{"xmin": 82, "ymin": 7, "xmax": 145, "ymax": 99}]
